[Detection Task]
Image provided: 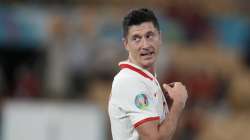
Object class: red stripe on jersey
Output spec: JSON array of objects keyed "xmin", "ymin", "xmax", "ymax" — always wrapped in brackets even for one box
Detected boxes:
[
  {"xmin": 134, "ymin": 116, "xmax": 160, "ymax": 128},
  {"xmin": 119, "ymin": 64, "xmax": 153, "ymax": 81}
]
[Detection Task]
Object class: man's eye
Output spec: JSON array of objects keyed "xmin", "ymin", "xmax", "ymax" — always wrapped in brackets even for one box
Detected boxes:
[
  {"xmin": 133, "ymin": 37, "xmax": 140, "ymax": 42},
  {"xmin": 146, "ymin": 33, "xmax": 154, "ymax": 39},
  {"xmin": 146, "ymin": 35, "xmax": 152, "ymax": 38}
]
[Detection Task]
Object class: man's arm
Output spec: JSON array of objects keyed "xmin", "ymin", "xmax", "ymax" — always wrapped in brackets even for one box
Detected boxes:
[{"xmin": 136, "ymin": 82, "xmax": 188, "ymax": 140}]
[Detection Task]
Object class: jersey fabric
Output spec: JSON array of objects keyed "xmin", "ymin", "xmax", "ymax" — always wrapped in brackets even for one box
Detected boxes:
[{"xmin": 108, "ymin": 61, "xmax": 169, "ymax": 140}]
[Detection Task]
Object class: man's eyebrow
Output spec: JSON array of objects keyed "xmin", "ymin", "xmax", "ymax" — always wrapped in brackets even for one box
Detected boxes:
[
  {"xmin": 131, "ymin": 34, "xmax": 141, "ymax": 38},
  {"xmin": 146, "ymin": 30, "xmax": 155, "ymax": 34}
]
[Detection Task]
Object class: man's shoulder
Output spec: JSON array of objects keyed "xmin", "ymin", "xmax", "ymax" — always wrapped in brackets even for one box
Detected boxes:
[
  {"xmin": 111, "ymin": 69, "xmax": 149, "ymax": 94},
  {"xmin": 110, "ymin": 69, "xmax": 148, "ymax": 104},
  {"xmin": 113, "ymin": 69, "xmax": 142, "ymax": 84}
]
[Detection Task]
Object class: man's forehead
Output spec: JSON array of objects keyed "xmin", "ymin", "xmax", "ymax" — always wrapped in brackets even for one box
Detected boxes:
[{"xmin": 128, "ymin": 22, "xmax": 157, "ymax": 36}]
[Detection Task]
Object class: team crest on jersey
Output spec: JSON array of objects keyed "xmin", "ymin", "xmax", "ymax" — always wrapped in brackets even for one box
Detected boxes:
[{"xmin": 135, "ymin": 93, "xmax": 149, "ymax": 110}]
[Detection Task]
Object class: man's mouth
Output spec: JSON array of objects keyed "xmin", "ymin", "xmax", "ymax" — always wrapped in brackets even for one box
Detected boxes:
[{"xmin": 140, "ymin": 51, "xmax": 154, "ymax": 56}]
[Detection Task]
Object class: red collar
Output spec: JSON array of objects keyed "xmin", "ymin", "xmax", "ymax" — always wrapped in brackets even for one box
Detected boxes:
[{"xmin": 119, "ymin": 62, "xmax": 154, "ymax": 81}]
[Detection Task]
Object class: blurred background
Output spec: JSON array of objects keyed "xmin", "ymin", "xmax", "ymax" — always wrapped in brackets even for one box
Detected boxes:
[{"xmin": 0, "ymin": 0, "xmax": 250, "ymax": 140}]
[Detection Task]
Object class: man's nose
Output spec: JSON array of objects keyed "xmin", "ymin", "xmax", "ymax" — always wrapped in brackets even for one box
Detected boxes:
[{"xmin": 141, "ymin": 37, "xmax": 150, "ymax": 48}]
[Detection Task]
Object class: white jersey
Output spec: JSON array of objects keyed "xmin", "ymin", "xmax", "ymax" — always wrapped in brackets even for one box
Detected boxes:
[{"xmin": 108, "ymin": 61, "xmax": 169, "ymax": 140}]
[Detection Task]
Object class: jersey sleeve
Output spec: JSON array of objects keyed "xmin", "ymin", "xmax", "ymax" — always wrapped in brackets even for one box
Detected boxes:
[{"xmin": 112, "ymin": 76, "xmax": 160, "ymax": 128}]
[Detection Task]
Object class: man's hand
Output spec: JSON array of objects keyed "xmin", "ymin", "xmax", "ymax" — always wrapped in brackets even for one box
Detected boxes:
[
  {"xmin": 163, "ymin": 82, "xmax": 188, "ymax": 110},
  {"xmin": 136, "ymin": 82, "xmax": 188, "ymax": 140}
]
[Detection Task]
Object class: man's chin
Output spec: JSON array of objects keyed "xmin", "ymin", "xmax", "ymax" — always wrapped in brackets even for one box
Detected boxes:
[{"xmin": 141, "ymin": 60, "xmax": 155, "ymax": 69}]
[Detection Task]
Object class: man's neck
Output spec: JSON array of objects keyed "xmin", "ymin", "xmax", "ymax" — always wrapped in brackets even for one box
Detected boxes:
[{"xmin": 128, "ymin": 58, "xmax": 155, "ymax": 75}]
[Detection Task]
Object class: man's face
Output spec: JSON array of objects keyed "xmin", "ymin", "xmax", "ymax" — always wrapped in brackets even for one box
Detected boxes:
[{"xmin": 123, "ymin": 22, "xmax": 161, "ymax": 69}]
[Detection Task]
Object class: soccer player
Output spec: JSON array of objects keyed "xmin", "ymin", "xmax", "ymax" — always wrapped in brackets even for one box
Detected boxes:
[{"xmin": 108, "ymin": 8, "xmax": 188, "ymax": 140}]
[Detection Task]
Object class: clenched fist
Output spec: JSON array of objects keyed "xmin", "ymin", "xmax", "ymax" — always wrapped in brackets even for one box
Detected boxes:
[{"xmin": 163, "ymin": 82, "xmax": 188, "ymax": 110}]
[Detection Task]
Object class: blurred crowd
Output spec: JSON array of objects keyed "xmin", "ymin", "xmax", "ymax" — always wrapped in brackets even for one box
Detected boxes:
[{"xmin": 0, "ymin": 0, "xmax": 250, "ymax": 140}]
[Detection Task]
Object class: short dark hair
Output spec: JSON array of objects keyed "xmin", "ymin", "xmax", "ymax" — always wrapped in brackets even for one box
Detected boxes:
[{"xmin": 122, "ymin": 8, "xmax": 160, "ymax": 38}]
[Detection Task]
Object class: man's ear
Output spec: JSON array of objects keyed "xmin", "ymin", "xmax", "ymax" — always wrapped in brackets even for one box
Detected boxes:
[{"xmin": 122, "ymin": 38, "xmax": 129, "ymax": 51}]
